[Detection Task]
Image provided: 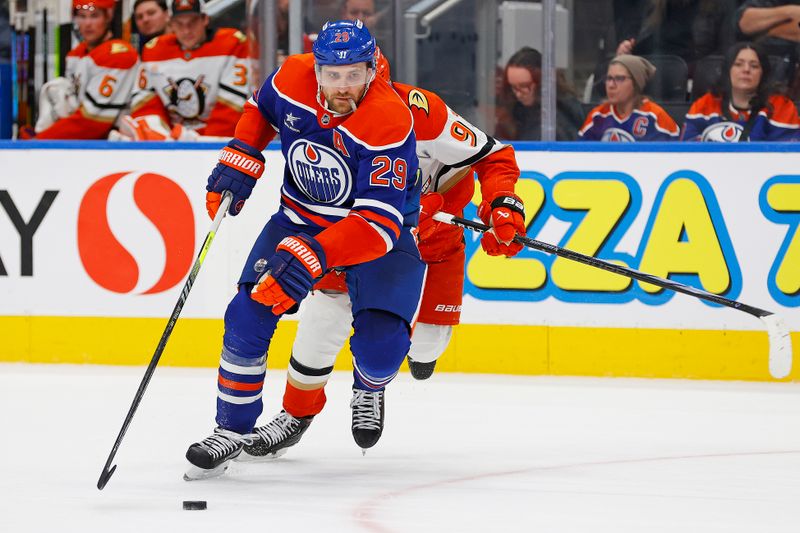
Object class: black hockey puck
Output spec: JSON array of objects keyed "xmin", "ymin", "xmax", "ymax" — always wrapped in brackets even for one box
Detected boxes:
[{"xmin": 182, "ymin": 500, "xmax": 207, "ymax": 510}]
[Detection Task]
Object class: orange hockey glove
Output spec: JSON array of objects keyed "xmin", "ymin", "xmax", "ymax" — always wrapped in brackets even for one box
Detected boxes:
[
  {"xmin": 117, "ymin": 115, "xmax": 173, "ymax": 141},
  {"xmin": 251, "ymin": 235, "xmax": 327, "ymax": 315},
  {"xmin": 418, "ymin": 192, "xmax": 445, "ymax": 242},
  {"xmin": 477, "ymin": 192, "xmax": 525, "ymax": 257},
  {"xmin": 206, "ymin": 139, "xmax": 265, "ymax": 219}
]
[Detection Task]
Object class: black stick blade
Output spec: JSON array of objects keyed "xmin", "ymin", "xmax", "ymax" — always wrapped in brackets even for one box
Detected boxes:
[{"xmin": 97, "ymin": 464, "xmax": 117, "ymax": 490}]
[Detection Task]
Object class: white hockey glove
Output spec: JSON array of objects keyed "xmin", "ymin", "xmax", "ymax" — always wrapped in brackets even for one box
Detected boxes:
[{"xmin": 35, "ymin": 77, "xmax": 79, "ymax": 132}]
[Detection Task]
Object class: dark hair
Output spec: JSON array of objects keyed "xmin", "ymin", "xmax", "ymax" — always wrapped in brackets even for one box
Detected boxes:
[
  {"xmin": 713, "ymin": 41, "xmax": 772, "ymax": 119},
  {"xmin": 497, "ymin": 46, "xmax": 579, "ymax": 139},
  {"xmin": 502, "ymin": 46, "xmax": 576, "ymax": 105},
  {"xmin": 133, "ymin": 0, "xmax": 168, "ymax": 12}
]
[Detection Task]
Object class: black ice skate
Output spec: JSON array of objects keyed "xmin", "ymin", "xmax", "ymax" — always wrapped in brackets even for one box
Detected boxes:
[
  {"xmin": 350, "ymin": 387, "xmax": 384, "ymax": 451},
  {"xmin": 238, "ymin": 410, "xmax": 314, "ymax": 462},
  {"xmin": 407, "ymin": 357, "xmax": 437, "ymax": 380},
  {"xmin": 184, "ymin": 427, "xmax": 252, "ymax": 481}
]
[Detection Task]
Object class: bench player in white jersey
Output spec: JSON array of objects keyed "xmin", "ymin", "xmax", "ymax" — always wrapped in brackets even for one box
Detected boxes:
[
  {"xmin": 121, "ymin": 0, "xmax": 251, "ymax": 141},
  {"xmin": 239, "ymin": 48, "xmax": 527, "ymax": 461},
  {"xmin": 32, "ymin": 0, "xmax": 138, "ymax": 139}
]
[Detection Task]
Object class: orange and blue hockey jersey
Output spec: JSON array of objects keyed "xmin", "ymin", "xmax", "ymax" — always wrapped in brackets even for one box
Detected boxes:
[
  {"xmin": 36, "ymin": 39, "xmax": 138, "ymax": 139},
  {"xmin": 682, "ymin": 93, "xmax": 800, "ymax": 142},
  {"xmin": 579, "ymin": 100, "xmax": 680, "ymax": 142},
  {"xmin": 235, "ymin": 53, "xmax": 418, "ymax": 269}
]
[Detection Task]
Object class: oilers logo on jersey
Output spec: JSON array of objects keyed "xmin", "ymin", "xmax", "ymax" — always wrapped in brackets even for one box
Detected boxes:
[
  {"xmin": 165, "ymin": 76, "xmax": 208, "ymax": 120},
  {"xmin": 600, "ymin": 128, "xmax": 636, "ymax": 142},
  {"xmin": 700, "ymin": 121, "xmax": 744, "ymax": 142},
  {"xmin": 288, "ymin": 139, "xmax": 353, "ymax": 205}
]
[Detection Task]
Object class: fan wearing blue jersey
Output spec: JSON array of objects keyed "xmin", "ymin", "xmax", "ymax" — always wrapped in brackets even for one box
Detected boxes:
[
  {"xmin": 580, "ymin": 55, "xmax": 680, "ymax": 142},
  {"xmin": 683, "ymin": 42, "xmax": 800, "ymax": 142},
  {"xmin": 184, "ymin": 20, "xmax": 424, "ymax": 481}
]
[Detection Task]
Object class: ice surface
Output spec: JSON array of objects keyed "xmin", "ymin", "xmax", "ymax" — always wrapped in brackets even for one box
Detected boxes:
[{"xmin": 2, "ymin": 363, "xmax": 799, "ymax": 532}]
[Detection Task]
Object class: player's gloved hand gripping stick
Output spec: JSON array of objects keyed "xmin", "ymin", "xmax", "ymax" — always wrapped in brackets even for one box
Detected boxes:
[
  {"xmin": 477, "ymin": 192, "xmax": 526, "ymax": 257},
  {"xmin": 433, "ymin": 211, "xmax": 793, "ymax": 380},
  {"xmin": 206, "ymin": 139, "xmax": 265, "ymax": 218},
  {"xmin": 251, "ymin": 234, "xmax": 327, "ymax": 315},
  {"xmin": 97, "ymin": 191, "xmax": 234, "ymax": 491}
]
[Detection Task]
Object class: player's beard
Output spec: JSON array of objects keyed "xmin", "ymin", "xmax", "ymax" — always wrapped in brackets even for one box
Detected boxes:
[{"xmin": 322, "ymin": 85, "xmax": 365, "ymax": 115}]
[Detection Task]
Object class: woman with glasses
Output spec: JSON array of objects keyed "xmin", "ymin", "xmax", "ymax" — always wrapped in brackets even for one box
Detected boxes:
[
  {"xmin": 683, "ymin": 42, "xmax": 800, "ymax": 142},
  {"xmin": 498, "ymin": 46, "xmax": 584, "ymax": 140},
  {"xmin": 579, "ymin": 54, "xmax": 679, "ymax": 142}
]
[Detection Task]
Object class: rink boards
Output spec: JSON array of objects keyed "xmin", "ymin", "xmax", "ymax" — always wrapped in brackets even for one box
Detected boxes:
[{"xmin": 0, "ymin": 141, "xmax": 798, "ymax": 381}]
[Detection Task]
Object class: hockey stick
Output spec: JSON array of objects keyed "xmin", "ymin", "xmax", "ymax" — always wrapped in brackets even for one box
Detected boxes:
[
  {"xmin": 97, "ymin": 191, "xmax": 233, "ymax": 490},
  {"xmin": 433, "ymin": 212, "xmax": 793, "ymax": 380}
]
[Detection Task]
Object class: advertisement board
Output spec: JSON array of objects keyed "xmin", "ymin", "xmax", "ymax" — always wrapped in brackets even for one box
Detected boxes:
[{"xmin": 1, "ymin": 142, "xmax": 798, "ymax": 380}]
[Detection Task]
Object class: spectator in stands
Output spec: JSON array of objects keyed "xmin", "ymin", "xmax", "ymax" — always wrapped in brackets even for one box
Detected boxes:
[
  {"xmin": 275, "ymin": 0, "xmax": 316, "ymax": 66},
  {"xmin": 132, "ymin": 0, "xmax": 170, "ymax": 53},
  {"xmin": 341, "ymin": 0, "xmax": 396, "ymax": 62},
  {"xmin": 736, "ymin": 1, "xmax": 800, "ymax": 95},
  {"xmin": 117, "ymin": 0, "xmax": 251, "ymax": 141},
  {"xmin": 580, "ymin": 54, "xmax": 680, "ymax": 141},
  {"xmin": 683, "ymin": 41, "xmax": 800, "ymax": 141},
  {"xmin": 30, "ymin": 0, "xmax": 138, "ymax": 139},
  {"xmin": 341, "ymin": 0, "xmax": 379, "ymax": 28},
  {"xmin": 737, "ymin": 1, "xmax": 800, "ymax": 57},
  {"xmin": 498, "ymin": 46, "xmax": 584, "ymax": 141},
  {"xmin": 615, "ymin": 0, "xmax": 739, "ymax": 74}
]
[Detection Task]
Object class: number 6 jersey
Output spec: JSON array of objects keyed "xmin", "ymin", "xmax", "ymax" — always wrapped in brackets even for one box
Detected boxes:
[
  {"xmin": 131, "ymin": 28, "xmax": 251, "ymax": 137},
  {"xmin": 35, "ymin": 39, "xmax": 138, "ymax": 139}
]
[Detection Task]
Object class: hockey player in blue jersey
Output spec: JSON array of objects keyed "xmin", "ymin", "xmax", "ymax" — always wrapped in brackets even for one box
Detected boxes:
[{"xmin": 184, "ymin": 19, "xmax": 424, "ymax": 480}]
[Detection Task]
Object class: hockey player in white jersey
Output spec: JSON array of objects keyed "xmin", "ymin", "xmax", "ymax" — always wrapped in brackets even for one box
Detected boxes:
[
  {"xmin": 240, "ymin": 48, "xmax": 527, "ymax": 460},
  {"xmin": 31, "ymin": 0, "xmax": 138, "ymax": 139},
  {"xmin": 120, "ymin": 0, "xmax": 251, "ymax": 141}
]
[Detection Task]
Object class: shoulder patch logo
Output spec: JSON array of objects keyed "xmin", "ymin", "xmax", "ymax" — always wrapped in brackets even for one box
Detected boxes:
[
  {"xmin": 233, "ymin": 30, "xmax": 246, "ymax": 43},
  {"xmin": 408, "ymin": 89, "xmax": 429, "ymax": 115},
  {"xmin": 111, "ymin": 42, "xmax": 131, "ymax": 54},
  {"xmin": 145, "ymin": 37, "xmax": 159, "ymax": 49},
  {"xmin": 284, "ymin": 112, "xmax": 301, "ymax": 132}
]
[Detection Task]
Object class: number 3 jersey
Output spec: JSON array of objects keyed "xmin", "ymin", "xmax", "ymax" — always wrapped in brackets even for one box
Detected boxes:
[
  {"xmin": 236, "ymin": 53, "xmax": 419, "ymax": 268},
  {"xmin": 35, "ymin": 39, "xmax": 138, "ymax": 139},
  {"xmin": 130, "ymin": 28, "xmax": 251, "ymax": 137}
]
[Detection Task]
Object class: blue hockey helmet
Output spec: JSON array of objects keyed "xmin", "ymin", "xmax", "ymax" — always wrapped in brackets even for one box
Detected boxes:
[{"xmin": 313, "ymin": 20, "xmax": 376, "ymax": 67}]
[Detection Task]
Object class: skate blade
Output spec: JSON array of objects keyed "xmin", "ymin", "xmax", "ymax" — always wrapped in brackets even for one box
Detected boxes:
[
  {"xmin": 236, "ymin": 448, "xmax": 288, "ymax": 463},
  {"xmin": 183, "ymin": 461, "xmax": 231, "ymax": 481}
]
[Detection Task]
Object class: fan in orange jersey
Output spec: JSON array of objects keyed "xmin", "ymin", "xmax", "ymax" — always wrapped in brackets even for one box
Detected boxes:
[
  {"xmin": 238, "ymin": 47, "xmax": 526, "ymax": 462},
  {"xmin": 121, "ymin": 0, "xmax": 251, "ymax": 141},
  {"xmin": 31, "ymin": 0, "xmax": 138, "ymax": 139}
]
